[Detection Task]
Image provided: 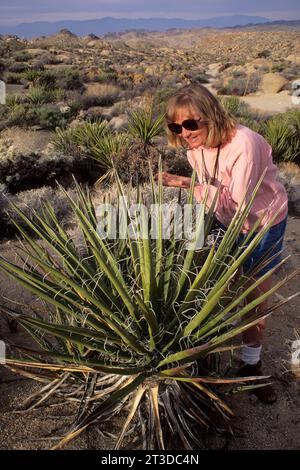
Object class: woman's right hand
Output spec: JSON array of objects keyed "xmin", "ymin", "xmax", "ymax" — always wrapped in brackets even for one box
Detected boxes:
[{"xmin": 156, "ymin": 172, "xmax": 192, "ymax": 188}]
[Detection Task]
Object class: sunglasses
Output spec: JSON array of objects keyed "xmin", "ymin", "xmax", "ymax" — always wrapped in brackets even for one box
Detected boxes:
[{"xmin": 167, "ymin": 118, "xmax": 207, "ymax": 134}]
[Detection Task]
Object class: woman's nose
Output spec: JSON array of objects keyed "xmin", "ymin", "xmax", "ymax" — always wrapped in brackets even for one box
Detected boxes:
[{"xmin": 181, "ymin": 127, "xmax": 191, "ymax": 138}]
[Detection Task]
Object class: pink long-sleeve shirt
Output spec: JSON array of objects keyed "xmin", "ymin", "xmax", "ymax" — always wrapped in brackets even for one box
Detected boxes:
[{"xmin": 187, "ymin": 124, "xmax": 288, "ymax": 233}]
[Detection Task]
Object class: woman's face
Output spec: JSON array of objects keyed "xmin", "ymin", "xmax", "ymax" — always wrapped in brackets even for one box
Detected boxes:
[{"xmin": 173, "ymin": 107, "xmax": 208, "ymax": 149}]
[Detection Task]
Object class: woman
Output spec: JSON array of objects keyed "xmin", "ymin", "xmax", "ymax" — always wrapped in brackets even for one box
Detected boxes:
[{"xmin": 161, "ymin": 83, "xmax": 288, "ymax": 404}]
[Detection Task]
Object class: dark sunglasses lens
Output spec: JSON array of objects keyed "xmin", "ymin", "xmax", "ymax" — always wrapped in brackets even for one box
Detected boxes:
[
  {"xmin": 182, "ymin": 119, "xmax": 199, "ymax": 131},
  {"xmin": 168, "ymin": 123, "xmax": 182, "ymax": 134}
]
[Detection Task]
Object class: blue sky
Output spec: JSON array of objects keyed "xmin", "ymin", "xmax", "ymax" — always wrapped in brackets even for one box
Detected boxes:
[{"xmin": 1, "ymin": 0, "xmax": 300, "ymax": 25}]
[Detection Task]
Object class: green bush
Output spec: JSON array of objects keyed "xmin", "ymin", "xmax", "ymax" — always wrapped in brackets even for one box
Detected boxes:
[
  {"xmin": 5, "ymin": 73, "xmax": 24, "ymax": 84},
  {"xmin": 96, "ymin": 69, "xmax": 118, "ymax": 83},
  {"xmin": 55, "ymin": 69, "xmax": 84, "ymax": 90},
  {"xmin": 25, "ymin": 86, "xmax": 56, "ymax": 105},
  {"xmin": 194, "ymin": 73, "xmax": 211, "ymax": 84},
  {"xmin": 217, "ymin": 74, "xmax": 261, "ymax": 96},
  {"xmin": 220, "ymin": 96, "xmax": 251, "ymax": 118},
  {"xmin": 262, "ymin": 115, "xmax": 300, "ymax": 164},
  {"xmin": 0, "ymin": 186, "xmax": 75, "ymax": 240},
  {"xmin": 7, "ymin": 104, "xmax": 37, "ymax": 127},
  {"xmin": 8, "ymin": 63, "xmax": 28, "ymax": 74},
  {"xmin": 14, "ymin": 51, "xmax": 32, "ymax": 62},
  {"xmin": 37, "ymin": 105, "xmax": 69, "ymax": 130}
]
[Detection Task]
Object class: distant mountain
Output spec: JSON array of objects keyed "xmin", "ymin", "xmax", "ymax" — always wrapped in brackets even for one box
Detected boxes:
[{"xmin": 0, "ymin": 15, "xmax": 271, "ymax": 39}]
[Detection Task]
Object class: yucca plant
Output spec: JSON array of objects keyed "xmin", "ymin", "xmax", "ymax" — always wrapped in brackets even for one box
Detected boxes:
[
  {"xmin": 51, "ymin": 120, "xmax": 108, "ymax": 155},
  {"xmin": 89, "ymin": 132, "xmax": 129, "ymax": 183},
  {"xmin": 50, "ymin": 127, "xmax": 79, "ymax": 155},
  {"xmin": 0, "ymin": 167, "xmax": 298, "ymax": 450},
  {"xmin": 25, "ymin": 86, "xmax": 55, "ymax": 106},
  {"xmin": 51, "ymin": 120, "xmax": 128, "ymax": 183},
  {"xmin": 5, "ymin": 94, "xmax": 24, "ymax": 109},
  {"xmin": 262, "ymin": 118, "xmax": 299, "ymax": 163},
  {"xmin": 128, "ymin": 100, "xmax": 165, "ymax": 151},
  {"xmin": 73, "ymin": 120, "xmax": 108, "ymax": 148}
]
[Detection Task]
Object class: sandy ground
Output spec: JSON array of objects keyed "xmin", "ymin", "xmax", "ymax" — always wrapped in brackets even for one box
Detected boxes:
[
  {"xmin": 0, "ymin": 216, "xmax": 299, "ymax": 450},
  {"xmin": 241, "ymin": 90, "xmax": 298, "ymax": 116}
]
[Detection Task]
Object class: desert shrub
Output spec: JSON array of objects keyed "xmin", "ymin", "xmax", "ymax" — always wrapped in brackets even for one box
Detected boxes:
[
  {"xmin": 30, "ymin": 61, "xmax": 45, "ymax": 71},
  {"xmin": 0, "ymin": 186, "xmax": 75, "ymax": 240},
  {"xmin": 231, "ymin": 70, "xmax": 247, "ymax": 79},
  {"xmin": 115, "ymin": 141, "xmax": 161, "ymax": 185},
  {"xmin": 256, "ymin": 50, "xmax": 271, "ymax": 58},
  {"xmin": 78, "ymin": 94, "xmax": 116, "ymax": 110},
  {"xmin": 0, "ymin": 146, "xmax": 98, "ymax": 193},
  {"xmin": 6, "ymin": 102, "xmax": 68, "ymax": 129},
  {"xmin": 5, "ymin": 73, "xmax": 24, "ymax": 84},
  {"xmin": 37, "ymin": 105, "xmax": 69, "ymax": 130},
  {"xmin": 261, "ymin": 116, "xmax": 300, "ymax": 164},
  {"xmin": 194, "ymin": 73, "xmax": 210, "ymax": 84},
  {"xmin": 55, "ymin": 69, "xmax": 84, "ymax": 90},
  {"xmin": 0, "ymin": 105, "xmax": 8, "ymax": 120},
  {"xmin": 96, "ymin": 69, "xmax": 118, "ymax": 83},
  {"xmin": 217, "ymin": 74, "xmax": 261, "ymax": 96},
  {"xmin": 115, "ymin": 143, "xmax": 192, "ymax": 186},
  {"xmin": 238, "ymin": 116, "xmax": 264, "ymax": 134},
  {"xmin": 7, "ymin": 104, "xmax": 37, "ymax": 127},
  {"xmin": 50, "ymin": 127, "xmax": 80, "ymax": 155},
  {"xmin": 219, "ymin": 96, "xmax": 251, "ymax": 118},
  {"xmin": 14, "ymin": 51, "xmax": 32, "ymax": 62},
  {"xmin": 153, "ymin": 86, "xmax": 178, "ymax": 112},
  {"xmin": 0, "ymin": 60, "xmax": 6, "ymax": 73},
  {"xmin": 8, "ymin": 63, "xmax": 28, "ymax": 74},
  {"xmin": 51, "ymin": 120, "xmax": 128, "ymax": 183},
  {"xmin": 127, "ymin": 101, "xmax": 165, "ymax": 149},
  {"xmin": 281, "ymin": 63, "xmax": 300, "ymax": 82},
  {"xmin": 271, "ymin": 63, "xmax": 285, "ymax": 73},
  {"xmin": 34, "ymin": 72, "xmax": 57, "ymax": 89},
  {"xmin": 24, "ymin": 86, "xmax": 56, "ymax": 105},
  {"xmin": 22, "ymin": 69, "xmax": 42, "ymax": 82},
  {"xmin": 5, "ymin": 95, "xmax": 24, "ymax": 109}
]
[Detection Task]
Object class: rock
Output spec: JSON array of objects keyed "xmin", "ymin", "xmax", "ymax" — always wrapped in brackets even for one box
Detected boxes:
[
  {"xmin": 260, "ymin": 73, "xmax": 288, "ymax": 94},
  {"xmin": 251, "ymin": 58, "xmax": 274, "ymax": 70},
  {"xmin": 287, "ymin": 54, "xmax": 300, "ymax": 65},
  {"xmin": 208, "ymin": 63, "xmax": 223, "ymax": 77},
  {"xmin": 100, "ymin": 50, "xmax": 111, "ymax": 57},
  {"xmin": 108, "ymin": 115, "xmax": 128, "ymax": 131}
]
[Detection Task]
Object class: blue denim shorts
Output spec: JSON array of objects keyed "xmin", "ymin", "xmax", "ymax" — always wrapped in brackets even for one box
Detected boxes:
[{"xmin": 214, "ymin": 217, "xmax": 287, "ymax": 278}]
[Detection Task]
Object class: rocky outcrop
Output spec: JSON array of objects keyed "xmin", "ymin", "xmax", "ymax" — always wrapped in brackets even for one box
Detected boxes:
[{"xmin": 260, "ymin": 73, "xmax": 289, "ymax": 93}]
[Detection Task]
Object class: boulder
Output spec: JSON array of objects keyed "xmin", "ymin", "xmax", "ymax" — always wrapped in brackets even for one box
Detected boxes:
[
  {"xmin": 260, "ymin": 73, "xmax": 288, "ymax": 94},
  {"xmin": 287, "ymin": 55, "xmax": 300, "ymax": 65},
  {"xmin": 108, "ymin": 115, "xmax": 128, "ymax": 131},
  {"xmin": 208, "ymin": 63, "xmax": 223, "ymax": 77}
]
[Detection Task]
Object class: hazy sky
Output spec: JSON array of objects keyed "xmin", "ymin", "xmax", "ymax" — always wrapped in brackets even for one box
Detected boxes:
[{"xmin": 1, "ymin": 0, "xmax": 300, "ymax": 25}]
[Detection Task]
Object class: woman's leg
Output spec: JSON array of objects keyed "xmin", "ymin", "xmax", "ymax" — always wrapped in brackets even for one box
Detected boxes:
[
  {"xmin": 239, "ymin": 275, "xmax": 277, "ymax": 403},
  {"xmin": 242, "ymin": 275, "xmax": 272, "ymax": 347}
]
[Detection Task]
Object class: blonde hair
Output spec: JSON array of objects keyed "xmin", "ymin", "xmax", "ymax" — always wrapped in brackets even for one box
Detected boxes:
[{"xmin": 166, "ymin": 83, "xmax": 236, "ymax": 149}]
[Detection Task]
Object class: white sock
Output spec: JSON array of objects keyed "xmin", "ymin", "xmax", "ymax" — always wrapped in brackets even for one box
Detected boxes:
[{"xmin": 241, "ymin": 345, "xmax": 262, "ymax": 365}]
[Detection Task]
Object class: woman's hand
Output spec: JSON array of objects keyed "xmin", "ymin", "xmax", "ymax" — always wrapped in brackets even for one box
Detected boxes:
[{"xmin": 155, "ymin": 172, "xmax": 192, "ymax": 188}]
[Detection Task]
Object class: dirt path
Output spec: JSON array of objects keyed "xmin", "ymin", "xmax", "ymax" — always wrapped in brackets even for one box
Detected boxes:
[{"xmin": 0, "ymin": 216, "xmax": 300, "ymax": 450}]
